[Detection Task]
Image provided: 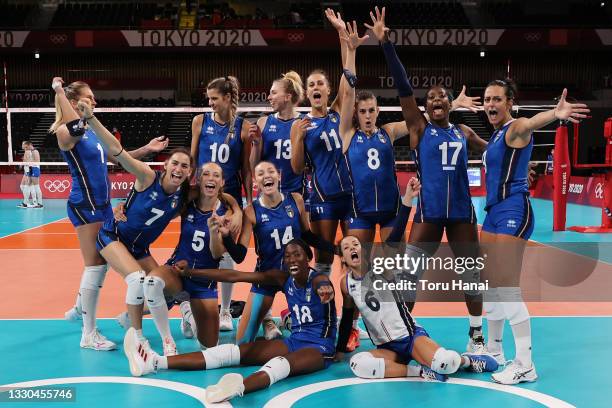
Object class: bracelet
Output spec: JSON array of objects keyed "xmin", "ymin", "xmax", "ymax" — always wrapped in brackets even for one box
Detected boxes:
[{"xmin": 113, "ymin": 147, "xmax": 124, "ymax": 157}]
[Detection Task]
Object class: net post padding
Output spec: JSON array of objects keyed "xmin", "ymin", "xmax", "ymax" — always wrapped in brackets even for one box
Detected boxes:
[
  {"xmin": 567, "ymin": 117, "xmax": 612, "ymax": 233},
  {"xmin": 552, "ymin": 124, "xmax": 570, "ymax": 231}
]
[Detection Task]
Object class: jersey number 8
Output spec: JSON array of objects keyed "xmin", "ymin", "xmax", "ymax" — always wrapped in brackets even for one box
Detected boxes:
[{"xmin": 292, "ymin": 304, "xmax": 313, "ymax": 323}]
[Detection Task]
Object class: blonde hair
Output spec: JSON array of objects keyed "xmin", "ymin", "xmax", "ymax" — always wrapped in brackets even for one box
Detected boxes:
[
  {"xmin": 275, "ymin": 71, "xmax": 304, "ymax": 105},
  {"xmin": 49, "ymin": 81, "xmax": 90, "ymax": 133},
  {"xmin": 207, "ymin": 76, "xmax": 240, "ymax": 142}
]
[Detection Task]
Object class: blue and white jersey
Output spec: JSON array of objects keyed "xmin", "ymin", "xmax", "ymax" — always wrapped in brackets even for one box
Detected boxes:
[
  {"xmin": 284, "ymin": 269, "xmax": 337, "ymax": 344},
  {"xmin": 105, "ymin": 171, "xmax": 183, "ymax": 250},
  {"xmin": 253, "ymin": 193, "xmax": 302, "ymax": 272},
  {"xmin": 167, "ymin": 199, "xmax": 227, "ymax": 271},
  {"xmin": 61, "ymin": 128, "xmax": 110, "ymax": 210},
  {"xmin": 198, "ymin": 112, "xmax": 245, "ymax": 191},
  {"xmin": 483, "ymin": 120, "xmax": 532, "ymax": 209},
  {"xmin": 303, "ymin": 110, "xmax": 352, "ymax": 200},
  {"xmin": 261, "ymin": 113, "xmax": 304, "ymax": 194},
  {"xmin": 414, "ymin": 122, "xmax": 473, "ymax": 221},
  {"xmin": 346, "ymin": 128, "xmax": 399, "ymax": 217}
]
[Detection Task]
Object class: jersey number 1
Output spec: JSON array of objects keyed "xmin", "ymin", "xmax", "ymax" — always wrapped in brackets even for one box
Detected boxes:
[
  {"xmin": 439, "ymin": 141, "xmax": 462, "ymax": 169},
  {"xmin": 292, "ymin": 304, "xmax": 313, "ymax": 323},
  {"xmin": 271, "ymin": 226, "xmax": 293, "ymax": 250}
]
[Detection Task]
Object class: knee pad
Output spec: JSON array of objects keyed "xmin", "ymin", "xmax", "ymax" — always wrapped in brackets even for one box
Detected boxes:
[
  {"xmin": 430, "ymin": 348, "xmax": 461, "ymax": 375},
  {"xmin": 125, "ymin": 271, "xmax": 146, "ymax": 305},
  {"xmin": 144, "ymin": 276, "xmax": 166, "ymax": 308},
  {"xmin": 349, "ymin": 352, "xmax": 385, "ymax": 379},
  {"xmin": 314, "ymin": 263, "xmax": 331, "ymax": 277},
  {"xmin": 202, "ymin": 344, "xmax": 240, "ymax": 369},
  {"xmin": 81, "ymin": 264, "xmax": 108, "ymax": 291},
  {"xmin": 258, "ymin": 356, "xmax": 291, "ymax": 386},
  {"xmin": 484, "ymin": 301, "xmax": 505, "ymax": 322},
  {"xmin": 498, "ymin": 287, "xmax": 529, "ymax": 325},
  {"xmin": 219, "ymin": 253, "xmax": 234, "ymax": 269}
]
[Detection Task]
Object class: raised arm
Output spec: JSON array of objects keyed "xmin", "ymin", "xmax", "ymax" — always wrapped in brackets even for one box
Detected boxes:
[
  {"xmin": 459, "ymin": 124, "xmax": 488, "ymax": 153},
  {"xmin": 366, "ymin": 7, "xmax": 426, "ymax": 149},
  {"xmin": 507, "ymin": 88, "xmax": 589, "ymax": 145},
  {"xmin": 338, "ymin": 20, "xmax": 368, "ymax": 154},
  {"xmin": 325, "ymin": 8, "xmax": 349, "ymax": 113},
  {"xmin": 290, "ymin": 117, "xmax": 310, "ymax": 174},
  {"xmin": 52, "ymin": 78, "xmax": 83, "ymax": 150},
  {"xmin": 127, "ymin": 136, "xmax": 169, "ymax": 160},
  {"xmin": 248, "ymin": 116, "xmax": 266, "ymax": 172},
  {"xmin": 76, "ymin": 100, "xmax": 155, "ymax": 189}
]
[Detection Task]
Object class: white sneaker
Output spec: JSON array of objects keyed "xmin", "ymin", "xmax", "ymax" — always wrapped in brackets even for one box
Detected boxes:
[
  {"xmin": 263, "ymin": 317, "xmax": 282, "ymax": 340},
  {"xmin": 163, "ymin": 336, "xmax": 178, "ymax": 356},
  {"xmin": 123, "ymin": 327, "xmax": 158, "ymax": 376},
  {"xmin": 65, "ymin": 306, "xmax": 82, "ymax": 322},
  {"xmin": 489, "ymin": 350, "xmax": 507, "ymax": 365},
  {"xmin": 491, "ymin": 360, "xmax": 537, "ymax": 385},
  {"xmin": 466, "ymin": 336, "xmax": 486, "ymax": 353},
  {"xmin": 219, "ymin": 309, "xmax": 233, "ymax": 331},
  {"xmin": 205, "ymin": 373, "xmax": 245, "ymax": 403},
  {"xmin": 179, "ymin": 301, "xmax": 194, "ymax": 339},
  {"xmin": 80, "ymin": 328, "xmax": 117, "ymax": 351},
  {"xmin": 116, "ymin": 312, "xmax": 131, "ymax": 330}
]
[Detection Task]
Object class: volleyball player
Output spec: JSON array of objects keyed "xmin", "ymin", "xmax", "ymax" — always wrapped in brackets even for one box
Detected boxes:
[
  {"xmin": 218, "ymin": 161, "xmax": 335, "ymax": 344},
  {"xmin": 17, "ymin": 141, "xmax": 33, "ymax": 208},
  {"xmin": 191, "ymin": 76, "xmax": 251, "ymax": 331},
  {"xmin": 480, "ymin": 80, "xmax": 588, "ymax": 384},
  {"xmin": 21, "ymin": 141, "xmax": 44, "ymax": 208},
  {"xmin": 51, "ymin": 78, "xmax": 168, "ymax": 351},
  {"xmin": 123, "ymin": 239, "xmax": 336, "ymax": 404},
  {"xmin": 368, "ymin": 7, "xmax": 488, "ymax": 352}
]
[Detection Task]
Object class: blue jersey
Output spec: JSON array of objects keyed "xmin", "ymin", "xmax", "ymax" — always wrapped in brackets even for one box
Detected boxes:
[
  {"xmin": 303, "ymin": 110, "xmax": 352, "ymax": 200},
  {"xmin": 197, "ymin": 113, "xmax": 245, "ymax": 191},
  {"xmin": 414, "ymin": 122, "xmax": 473, "ymax": 221},
  {"xmin": 261, "ymin": 113, "xmax": 304, "ymax": 193},
  {"xmin": 61, "ymin": 128, "xmax": 110, "ymax": 210},
  {"xmin": 346, "ymin": 128, "xmax": 400, "ymax": 217},
  {"xmin": 105, "ymin": 171, "xmax": 183, "ymax": 251},
  {"xmin": 253, "ymin": 193, "xmax": 302, "ymax": 272},
  {"xmin": 167, "ymin": 199, "xmax": 227, "ymax": 271},
  {"xmin": 483, "ymin": 120, "xmax": 533, "ymax": 209},
  {"xmin": 284, "ymin": 269, "xmax": 337, "ymax": 344}
]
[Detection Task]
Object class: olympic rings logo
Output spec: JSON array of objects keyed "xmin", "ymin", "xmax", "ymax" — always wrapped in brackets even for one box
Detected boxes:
[
  {"xmin": 287, "ymin": 32, "xmax": 304, "ymax": 42},
  {"xmin": 524, "ymin": 32, "xmax": 541, "ymax": 42},
  {"xmin": 595, "ymin": 183, "xmax": 604, "ymax": 199},
  {"xmin": 49, "ymin": 34, "xmax": 68, "ymax": 44},
  {"xmin": 44, "ymin": 180, "xmax": 71, "ymax": 193}
]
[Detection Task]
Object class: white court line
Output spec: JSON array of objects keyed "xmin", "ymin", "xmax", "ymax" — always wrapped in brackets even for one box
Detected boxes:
[
  {"xmin": 0, "ymin": 376, "xmax": 230, "ymax": 408},
  {"xmin": 0, "ymin": 216, "xmax": 69, "ymax": 240},
  {"xmin": 263, "ymin": 377, "xmax": 575, "ymax": 408}
]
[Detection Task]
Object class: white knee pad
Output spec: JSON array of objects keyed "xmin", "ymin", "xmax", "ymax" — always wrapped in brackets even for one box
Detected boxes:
[
  {"xmin": 124, "ymin": 271, "xmax": 146, "ymax": 305},
  {"xmin": 349, "ymin": 352, "xmax": 385, "ymax": 379},
  {"xmin": 144, "ymin": 276, "xmax": 166, "ymax": 308},
  {"xmin": 314, "ymin": 263, "xmax": 331, "ymax": 277},
  {"xmin": 202, "ymin": 344, "xmax": 240, "ymax": 369},
  {"xmin": 430, "ymin": 348, "xmax": 461, "ymax": 375},
  {"xmin": 258, "ymin": 356, "xmax": 291, "ymax": 386},
  {"xmin": 219, "ymin": 252, "xmax": 234, "ymax": 269},
  {"xmin": 81, "ymin": 264, "xmax": 108, "ymax": 291},
  {"xmin": 498, "ymin": 287, "xmax": 529, "ymax": 325},
  {"xmin": 484, "ymin": 301, "xmax": 505, "ymax": 321}
]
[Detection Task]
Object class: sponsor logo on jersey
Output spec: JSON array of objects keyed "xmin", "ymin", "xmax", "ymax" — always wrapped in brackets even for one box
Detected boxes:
[
  {"xmin": 269, "ymin": 124, "xmax": 277, "ymax": 132},
  {"xmin": 187, "ymin": 214, "xmax": 194, "ymax": 222},
  {"xmin": 285, "ymin": 205, "xmax": 294, "ymax": 218},
  {"xmin": 149, "ymin": 191, "xmax": 158, "ymax": 200},
  {"xmin": 261, "ymin": 213, "xmax": 270, "ymax": 223},
  {"xmin": 431, "ymin": 128, "xmax": 438, "ymax": 136},
  {"xmin": 287, "ymin": 285, "xmax": 294, "ymax": 296},
  {"xmin": 206, "ymin": 126, "xmax": 214, "ymax": 134},
  {"xmin": 378, "ymin": 133, "xmax": 387, "ymax": 143},
  {"xmin": 507, "ymin": 219, "xmax": 516, "ymax": 228},
  {"xmin": 357, "ymin": 135, "xmax": 364, "ymax": 143},
  {"xmin": 453, "ymin": 127, "xmax": 461, "ymax": 137}
]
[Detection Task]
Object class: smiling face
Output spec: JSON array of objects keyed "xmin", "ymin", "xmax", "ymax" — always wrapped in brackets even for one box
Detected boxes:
[
  {"xmin": 268, "ymin": 81, "xmax": 292, "ymax": 112},
  {"xmin": 254, "ymin": 161, "xmax": 280, "ymax": 196},
  {"xmin": 283, "ymin": 243, "xmax": 310, "ymax": 277},
  {"xmin": 207, "ymin": 88, "xmax": 230, "ymax": 114},
  {"xmin": 163, "ymin": 151, "xmax": 192, "ymax": 188},
  {"xmin": 484, "ymin": 85, "xmax": 513, "ymax": 129},
  {"xmin": 199, "ymin": 162, "xmax": 224, "ymax": 198},
  {"xmin": 306, "ymin": 73, "xmax": 330, "ymax": 110},
  {"xmin": 340, "ymin": 235, "xmax": 362, "ymax": 269},
  {"xmin": 356, "ymin": 98, "xmax": 379, "ymax": 133},
  {"xmin": 425, "ymin": 86, "xmax": 451, "ymax": 123}
]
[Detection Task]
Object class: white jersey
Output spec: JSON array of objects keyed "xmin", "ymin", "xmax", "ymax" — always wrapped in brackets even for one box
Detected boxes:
[{"xmin": 346, "ymin": 270, "xmax": 418, "ymax": 345}]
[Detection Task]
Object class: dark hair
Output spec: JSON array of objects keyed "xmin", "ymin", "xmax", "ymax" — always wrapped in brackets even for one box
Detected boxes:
[
  {"xmin": 427, "ymin": 85, "xmax": 454, "ymax": 103},
  {"xmin": 166, "ymin": 147, "xmax": 194, "ymax": 210},
  {"xmin": 487, "ymin": 78, "xmax": 518, "ymax": 101},
  {"xmin": 285, "ymin": 238, "xmax": 314, "ymax": 261},
  {"xmin": 353, "ymin": 90, "xmax": 377, "ymax": 129}
]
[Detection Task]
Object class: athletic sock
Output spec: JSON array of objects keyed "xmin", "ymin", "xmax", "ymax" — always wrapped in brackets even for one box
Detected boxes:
[
  {"xmin": 511, "ymin": 319, "xmax": 533, "ymax": 367},
  {"xmin": 487, "ymin": 319, "xmax": 504, "ymax": 353}
]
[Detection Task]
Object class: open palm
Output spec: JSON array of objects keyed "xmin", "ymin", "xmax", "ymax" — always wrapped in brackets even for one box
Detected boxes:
[
  {"xmin": 364, "ymin": 6, "xmax": 389, "ymax": 42},
  {"xmin": 555, "ymin": 88, "xmax": 590, "ymax": 123}
]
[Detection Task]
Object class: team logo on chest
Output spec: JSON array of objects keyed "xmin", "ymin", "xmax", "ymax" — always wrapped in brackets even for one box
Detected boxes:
[
  {"xmin": 149, "ymin": 191, "xmax": 158, "ymax": 201},
  {"xmin": 261, "ymin": 213, "xmax": 270, "ymax": 223},
  {"xmin": 171, "ymin": 196, "xmax": 179, "ymax": 209},
  {"xmin": 285, "ymin": 205, "xmax": 294, "ymax": 218},
  {"xmin": 269, "ymin": 124, "xmax": 277, "ymax": 133},
  {"xmin": 357, "ymin": 134, "xmax": 364, "ymax": 143},
  {"xmin": 331, "ymin": 115, "xmax": 338, "ymax": 123}
]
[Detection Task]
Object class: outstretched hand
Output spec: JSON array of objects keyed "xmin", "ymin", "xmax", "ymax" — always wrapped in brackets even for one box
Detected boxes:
[
  {"xmin": 554, "ymin": 88, "xmax": 590, "ymax": 123},
  {"xmin": 147, "ymin": 136, "xmax": 169, "ymax": 153},
  {"xmin": 453, "ymin": 85, "xmax": 482, "ymax": 113},
  {"xmin": 338, "ymin": 20, "xmax": 369, "ymax": 50},
  {"xmin": 324, "ymin": 8, "xmax": 346, "ymax": 32},
  {"xmin": 363, "ymin": 6, "xmax": 389, "ymax": 42}
]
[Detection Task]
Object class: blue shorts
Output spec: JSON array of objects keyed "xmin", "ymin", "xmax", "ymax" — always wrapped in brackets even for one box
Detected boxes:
[
  {"xmin": 414, "ymin": 203, "xmax": 476, "ymax": 225},
  {"xmin": 377, "ymin": 326, "xmax": 429, "ymax": 364},
  {"xmin": 96, "ymin": 226, "xmax": 151, "ymax": 260},
  {"xmin": 27, "ymin": 167, "xmax": 41, "ymax": 177},
  {"xmin": 250, "ymin": 281, "xmax": 282, "ymax": 297},
  {"xmin": 483, "ymin": 193, "xmax": 534, "ymax": 240},
  {"xmin": 283, "ymin": 335, "xmax": 335, "ymax": 368},
  {"xmin": 182, "ymin": 276, "xmax": 218, "ymax": 299},
  {"xmin": 67, "ymin": 202, "xmax": 113, "ymax": 227},
  {"xmin": 348, "ymin": 212, "xmax": 397, "ymax": 230},
  {"xmin": 309, "ymin": 194, "xmax": 352, "ymax": 222}
]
